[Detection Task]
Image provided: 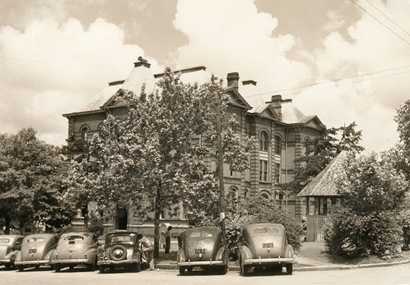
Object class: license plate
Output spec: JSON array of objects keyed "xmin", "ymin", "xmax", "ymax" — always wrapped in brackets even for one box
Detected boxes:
[
  {"xmin": 29, "ymin": 248, "xmax": 37, "ymax": 254},
  {"xmin": 263, "ymin": 243, "xmax": 274, "ymax": 248},
  {"xmin": 195, "ymin": 248, "xmax": 206, "ymax": 254}
]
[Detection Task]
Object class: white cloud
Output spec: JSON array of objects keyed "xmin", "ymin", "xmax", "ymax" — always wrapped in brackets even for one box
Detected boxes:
[
  {"xmin": 294, "ymin": 0, "xmax": 410, "ymax": 151},
  {"xmin": 173, "ymin": 0, "xmax": 312, "ymax": 94},
  {"xmin": 0, "ymin": 18, "xmax": 156, "ymax": 145}
]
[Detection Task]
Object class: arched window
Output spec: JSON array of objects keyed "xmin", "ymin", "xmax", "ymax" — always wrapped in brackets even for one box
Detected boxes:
[
  {"xmin": 259, "ymin": 131, "xmax": 269, "ymax": 152},
  {"xmin": 80, "ymin": 124, "xmax": 90, "ymax": 142},
  {"xmin": 260, "ymin": 191, "xmax": 270, "ymax": 201},
  {"xmin": 274, "ymin": 135, "xmax": 282, "ymax": 155}
]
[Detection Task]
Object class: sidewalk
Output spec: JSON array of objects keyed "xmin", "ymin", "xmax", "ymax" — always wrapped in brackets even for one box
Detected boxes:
[{"xmin": 156, "ymin": 242, "xmax": 410, "ymax": 271}]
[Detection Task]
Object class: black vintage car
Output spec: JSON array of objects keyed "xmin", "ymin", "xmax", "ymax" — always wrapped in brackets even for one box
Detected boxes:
[
  {"xmin": 97, "ymin": 230, "xmax": 151, "ymax": 273},
  {"xmin": 177, "ymin": 226, "xmax": 227, "ymax": 275},
  {"xmin": 238, "ymin": 223, "xmax": 295, "ymax": 275}
]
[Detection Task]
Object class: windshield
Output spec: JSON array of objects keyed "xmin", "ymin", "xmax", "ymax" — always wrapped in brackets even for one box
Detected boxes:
[
  {"xmin": 253, "ymin": 227, "xmax": 280, "ymax": 235},
  {"xmin": 189, "ymin": 231, "xmax": 215, "ymax": 239},
  {"xmin": 26, "ymin": 237, "xmax": 45, "ymax": 243},
  {"xmin": 0, "ymin": 238, "xmax": 10, "ymax": 244},
  {"xmin": 109, "ymin": 235, "xmax": 134, "ymax": 244}
]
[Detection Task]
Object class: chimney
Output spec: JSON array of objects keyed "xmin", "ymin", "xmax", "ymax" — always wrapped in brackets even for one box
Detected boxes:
[
  {"xmin": 134, "ymin": 56, "xmax": 151, "ymax": 68},
  {"xmin": 227, "ymin": 72, "xmax": 240, "ymax": 89},
  {"xmin": 266, "ymin": 95, "xmax": 292, "ymax": 120}
]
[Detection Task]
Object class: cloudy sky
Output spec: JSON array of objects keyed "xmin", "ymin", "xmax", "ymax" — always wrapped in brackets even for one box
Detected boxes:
[{"xmin": 0, "ymin": 0, "xmax": 409, "ymax": 151}]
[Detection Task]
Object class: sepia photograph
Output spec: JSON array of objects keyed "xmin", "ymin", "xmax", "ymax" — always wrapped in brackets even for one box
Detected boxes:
[{"xmin": 0, "ymin": 0, "xmax": 410, "ymax": 284}]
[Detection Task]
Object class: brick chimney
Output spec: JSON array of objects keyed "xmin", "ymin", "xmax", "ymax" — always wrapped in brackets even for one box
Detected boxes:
[
  {"xmin": 266, "ymin": 95, "xmax": 292, "ymax": 120},
  {"xmin": 134, "ymin": 56, "xmax": 151, "ymax": 68},
  {"xmin": 227, "ymin": 72, "xmax": 240, "ymax": 89}
]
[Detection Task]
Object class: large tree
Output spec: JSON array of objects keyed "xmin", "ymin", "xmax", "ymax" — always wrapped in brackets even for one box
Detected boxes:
[
  {"xmin": 67, "ymin": 69, "xmax": 251, "ymax": 262},
  {"xmin": 0, "ymin": 128, "xmax": 74, "ymax": 233}
]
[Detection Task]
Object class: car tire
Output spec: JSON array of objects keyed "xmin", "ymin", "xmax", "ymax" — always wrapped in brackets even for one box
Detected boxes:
[
  {"xmin": 135, "ymin": 263, "xmax": 141, "ymax": 272},
  {"xmin": 17, "ymin": 266, "xmax": 24, "ymax": 272},
  {"xmin": 4, "ymin": 265, "xmax": 11, "ymax": 270},
  {"xmin": 179, "ymin": 267, "xmax": 185, "ymax": 275},
  {"xmin": 286, "ymin": 264, "xmax": 293, "ymax": 275},
  {"xmin": 98, "ymin": 266, "xmax": 106, "ymax": 273},
  {"xmin": 54, "ymin": 265, "xmax": 61, "ymax": 272}
]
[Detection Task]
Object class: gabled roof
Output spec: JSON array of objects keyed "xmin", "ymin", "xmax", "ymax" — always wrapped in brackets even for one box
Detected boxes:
[
  {"xmin": 225, "ymin": 87, "xmax": 252, "ymax": 110},
  {"xmin": 297, "ymin": 151, "xmax": 348, "ymax": 197}
]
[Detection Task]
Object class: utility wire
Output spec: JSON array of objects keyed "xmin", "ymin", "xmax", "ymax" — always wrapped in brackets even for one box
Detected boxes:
[
  {"xmin": 363, "ymin": 0, "xmax": 410, "ymax": 40},
  {"xmin": 246, "ymin": 64, "xmax": 410, "ymax": 98},
  {"xmin": 349, "ymin": 0, "xmax": 410, "ymax": 47}
]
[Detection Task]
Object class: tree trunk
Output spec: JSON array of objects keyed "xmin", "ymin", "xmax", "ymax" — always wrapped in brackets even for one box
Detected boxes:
[
  {"xmin": 153, "ymin": 182, "xmax": 161, "ymax": 266},
  {"xmin": 4, "ymin": 215, "xmax": 10, "ymax": 234}
]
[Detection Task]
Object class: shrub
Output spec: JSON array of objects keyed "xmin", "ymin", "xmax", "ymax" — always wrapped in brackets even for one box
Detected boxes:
[{"xmin": 325, "ymin": 210, "xmax": 403, "ymax": 257}]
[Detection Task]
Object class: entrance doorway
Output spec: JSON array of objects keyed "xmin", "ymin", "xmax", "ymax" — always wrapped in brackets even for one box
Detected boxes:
[{"xmin": 116, "ymin": 207, "xmax": 128, "ymax": 230}]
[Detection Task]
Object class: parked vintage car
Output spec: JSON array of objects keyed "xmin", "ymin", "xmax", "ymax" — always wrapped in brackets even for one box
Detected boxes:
[
  {"xmin": 97, "ymin": 230, "xmax": 150, "ymax": 273},
  {"xmin": 0, "ymin": 235, "xmax": 24, "ymax": 269},
  {"xmin": 238, "ymin": 223, "xmax": 295, "ymax": 275},
  {"xmin": 177, "ymin": 226, "xmax": 227, "ymax": 275},
  {"xmin": 14, "ymin": 233, "xmax": 58, "ymax": 271},
  {"xmin": 50, "ymin": 232, "xmax": 97, "ymax": 271}
]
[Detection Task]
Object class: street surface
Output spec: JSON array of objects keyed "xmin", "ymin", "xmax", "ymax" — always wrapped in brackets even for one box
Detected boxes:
[{"xmin": 1, "ymin": 264, "xmax": 410, "ymax": 285}]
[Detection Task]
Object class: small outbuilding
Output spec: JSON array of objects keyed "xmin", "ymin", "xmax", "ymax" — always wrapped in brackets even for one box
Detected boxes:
[{"xmin": 297, "ymin": 152, "xmax": 347, "ymax": 241}]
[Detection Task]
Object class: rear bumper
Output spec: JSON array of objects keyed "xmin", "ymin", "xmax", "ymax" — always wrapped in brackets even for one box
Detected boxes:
[
  {"xmin": 178, "ymin": 260, "xmax": 225, "ymax": 267},
  {"xmin": 244, "ymin": 257, "xmax": 294, "ymax": 265},
  {"xmin": 0, "ymin": 259, "xmax": 12, "ymax": 265},
  {"xmin": 97, "ymin": 259, "xmax": 140, "ymax": 266},
  {"xmin": 50, "ymin": 258, "xmax": 91, "ymax": 266},
  {"xmin": 15, "ymin": 260, "xmax": 50, "ymax": 266}
]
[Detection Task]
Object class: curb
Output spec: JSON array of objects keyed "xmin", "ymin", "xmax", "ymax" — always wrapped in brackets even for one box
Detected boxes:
[{"xmin": 156, "ymin": 258, "xmax": 410, "ymax": 272}]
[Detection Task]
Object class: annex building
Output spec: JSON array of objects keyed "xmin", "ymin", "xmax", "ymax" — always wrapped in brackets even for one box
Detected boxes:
[{"xmin": 63, "ymin": 58, "xmax": 326, "ymax": 235}]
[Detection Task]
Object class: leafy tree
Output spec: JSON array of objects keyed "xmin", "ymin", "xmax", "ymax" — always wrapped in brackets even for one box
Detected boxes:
[
  {"xmin": 396, "ymin": 100, "xmax": 410, "ymax": 157},
  {"xmin": 0, "ymin": 128, "xmax": 74, "ymax": 233},
  {"xmin": 325, "ymin": 153, "xmax": 409, "ymax": 257},
  {"xmin": 290, "ymin": 122, "xmax": 364, "ymax": 193},
  {"xmin": 67, "ymin": 69, "xmax": 251, "ymax": 263}
]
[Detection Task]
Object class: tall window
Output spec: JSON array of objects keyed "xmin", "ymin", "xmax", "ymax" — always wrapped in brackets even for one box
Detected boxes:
[
  {"xmin": 274, "ymin": 163, "xmax": 280, "ymax": 184},
  {"xmin": 80, "ymin": 125, "xmax": 90, "ymax": 142},
  {"xmin": 259, "ymin": 131, "xmax": 269, "ymax": 152},
  {"xmin": 227, "ymin": 186, "xmax": 239, "ymax": 211},
  {"xmin": 274, "ymin": 135, "xmax": 282, "ymax": 155},
  {"xmin": 259, "ymin": 160, "xmax": 268, "ymax": 181}
]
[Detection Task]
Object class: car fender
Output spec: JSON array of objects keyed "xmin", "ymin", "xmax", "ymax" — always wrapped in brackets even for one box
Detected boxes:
[
  {"xmin": 238, "ymin": 245, "xmax": 253, "ymax": 260},
  {"xmin": 45, "ymin": 249, "xmax": 55, "ymax": 262},
  {"xmin": 285, "ymin": 244, "xmax": 294, "ymax": 258},
  {"xmin": 215, "ymin": 246, "xmax": 225, "ymax": 261},
  {"xmin": 5, "ymin": 250, "xmax": 19, "ymax": 262}
]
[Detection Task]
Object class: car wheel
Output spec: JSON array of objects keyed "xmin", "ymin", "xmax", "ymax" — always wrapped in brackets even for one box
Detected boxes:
[
  {"xmin": 17, "ymin": 266, "xmax": 24, "ymax": 272},
  {"xmin": 54, "ymin": 265, "xmax": 61, "ymax": 272},
  {"xmin": 220, "ymin": 265, "xmax": 228, "ymax": 275},
  {"xmin": 98, "ymin": 266, "xmax": 106, "ymax": 273},
  {"xmin": 135, "ymin": 263, "xmax": 141, "ymax": 272},
  {"xmin": 286, "ymin": 264, "xmax": 293, "ymax": 275},
  {"xmin": 179, "ymin": 267, "xmax": 185, "ymax": 275},
  {"xmin": 4, "ymin": 265, "xmax": 11, "ymax": 270}
]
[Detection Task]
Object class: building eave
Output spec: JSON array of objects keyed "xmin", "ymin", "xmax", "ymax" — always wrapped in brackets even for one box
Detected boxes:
[{"xmin": 62, "ymin": 109, "xmax": 105, "ymax": 118}]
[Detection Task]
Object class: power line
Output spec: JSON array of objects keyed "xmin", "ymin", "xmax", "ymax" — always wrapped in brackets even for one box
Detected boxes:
[
  {"xmin": 363, "ymin": 0, "xmax": 410, "ymax": 40},
  {"xmin": 246, "ymin": 64, "xmax": 410, "ymax": 98},
  {"xmin": 349, "ymin": 0, "xmax": 410, "ymax": 47}
]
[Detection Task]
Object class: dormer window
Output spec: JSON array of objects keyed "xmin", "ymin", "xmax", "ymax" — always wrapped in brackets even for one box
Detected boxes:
[{"xmin": 259, "ymin": 131, "xmax": 269, "ymax": 152}]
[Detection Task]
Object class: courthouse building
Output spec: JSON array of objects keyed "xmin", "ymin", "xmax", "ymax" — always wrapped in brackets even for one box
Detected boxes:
[{"xmin": 63, "ymin": 58, "xmax": 326, "ymax": 234}]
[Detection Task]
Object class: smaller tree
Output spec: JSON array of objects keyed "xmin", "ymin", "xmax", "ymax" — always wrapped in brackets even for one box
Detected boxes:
[{"xmin": 325, "ymin": 153, "xmax": 409, "ymax": 257}]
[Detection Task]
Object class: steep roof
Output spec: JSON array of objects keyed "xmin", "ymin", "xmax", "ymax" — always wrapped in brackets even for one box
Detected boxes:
[{"xmin": 297, "ymin": 151, "xmax": 348, "ymax": 197}]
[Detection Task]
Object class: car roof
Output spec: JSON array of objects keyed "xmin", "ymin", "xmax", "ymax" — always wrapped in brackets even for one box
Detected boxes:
[
  {"xmin": 106, "ymin": 230, "xmax": 138, "ymax": 236},
  {"xmin": 61, "ymin": 232, "xmax": 91, "ymax": 237},
  {"xmin": 0, "ymin": 234, "xmax": 23, "ymax": 240},
  {"xmin": 243, "ymin": 223, "xmax": 285, "ymax": 231},
  {"xmin": 24, "ymin": 233, "xmax": 57, "ymax": 239},
  {"xmin": 183, "ymin": 226, "xmax": 220, "ymax": 234}
]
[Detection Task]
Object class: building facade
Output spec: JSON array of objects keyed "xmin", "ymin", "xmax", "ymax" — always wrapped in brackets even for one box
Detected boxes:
[{"xmin": 63, "ymin": 58, "xmax": 326, "ymax": 235}]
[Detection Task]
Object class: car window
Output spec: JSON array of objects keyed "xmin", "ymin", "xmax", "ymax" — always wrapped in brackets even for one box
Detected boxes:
[
  {"xmin": 65, "ymin": 235, "xmax": 85, "ymax": 241},
  {"xmin": 110, "ymin": 235, "xmax": 133, "ymax": 243},
  {"xmin": 189, "ymin": 231, "xmax": 214, "ymax": 238},
  {"xmin": 26, "ymin": 237, "xmax": 45, "ymax": 243},
  {"xmin": 253, "ymin": 227, "xmax": 280, "ymax": 234},
  {"xmin": 0, "ymin": 238, "xmax": 10, "ymax": 244}
]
